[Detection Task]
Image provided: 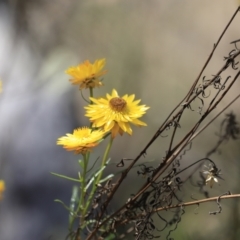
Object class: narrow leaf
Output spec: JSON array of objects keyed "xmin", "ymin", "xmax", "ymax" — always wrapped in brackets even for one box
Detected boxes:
[{"xmin": 51, "ymin": 172, "xmax": 81, "ymax": 182}]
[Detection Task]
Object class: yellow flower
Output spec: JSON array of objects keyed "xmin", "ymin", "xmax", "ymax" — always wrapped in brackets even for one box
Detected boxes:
[
  {"xmin": 85, "ymin": 89, "xmax": 149, "ymax": 138},
  {"xmin": 57, "ymin": 127, "xmax": 105, "ymax": 154},
  {"xmin": 65, "ymin": 59, "xmax": 107, "ymax": 89},
  {"xmin": 0, "ymin": 180, "xmax": 5, "ymax": 200}
]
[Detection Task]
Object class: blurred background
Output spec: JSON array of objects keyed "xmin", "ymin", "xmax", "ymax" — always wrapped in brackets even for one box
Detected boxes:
[{"xmin": 0, "ymin": 0, "xmax": 240, "ymax": 239}]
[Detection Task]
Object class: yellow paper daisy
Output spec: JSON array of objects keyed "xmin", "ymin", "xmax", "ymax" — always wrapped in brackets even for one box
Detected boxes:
[
  {"xmin": 0, "ymin": 180, "xmax": 5, "ymax": 200},
  {"xmin": 65, "ymin": 58, "xmax": 107, "ymax": 89},
  {"xmin": 85, "ymin": 89, "xmax": 149, "ymax": 138},
  {"xmin": 57, "ymin": 127, "xmax": 105, "ymax": 154}
]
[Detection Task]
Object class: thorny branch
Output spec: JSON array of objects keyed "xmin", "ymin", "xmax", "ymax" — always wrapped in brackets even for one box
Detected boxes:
[
  {"xmin": 85, "ymin": 7, "xmax": 240, "ymax": 240},
  {"xmin": 117, "ymin": 193, "xmax": 240, "ymax": 226}
]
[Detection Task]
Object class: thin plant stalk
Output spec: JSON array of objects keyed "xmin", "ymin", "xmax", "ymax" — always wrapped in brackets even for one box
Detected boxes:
[{"xmin": 82, "ymin": 136, "xmax": 114, "ymax": 225}]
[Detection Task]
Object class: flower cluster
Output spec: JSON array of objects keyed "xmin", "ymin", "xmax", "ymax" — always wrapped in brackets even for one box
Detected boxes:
[{"xmin": 57, "ymin": 59, "xmax": 149, "ymax": 154}]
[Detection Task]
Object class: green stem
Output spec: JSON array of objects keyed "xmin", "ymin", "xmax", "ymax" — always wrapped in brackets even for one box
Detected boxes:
[
  {"xmin": 97, "ymin": 136, "xmax": 114, "ymax": 183},
  {"xmin": 69, "ymin": 154, "xmax": 89, "ymax": 237},
  {"xmin": 89, "ymin": 87, "xmax": 93, "ymax": 129},
  {"xmin": 89, "ymin": 87, "xmax": 93, "ymax": 103},
  {"xmin": 82, "ymin": 136, "xmax": 114, "ymax": 219},
  {"xmin": 80, "ymin": 154, "xmax": 88, "ymax": 214}
]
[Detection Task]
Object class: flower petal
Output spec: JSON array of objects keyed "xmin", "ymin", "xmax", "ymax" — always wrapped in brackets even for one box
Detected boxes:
[{"xmin": 85, "ymin": 89, "xmax": 149, "ymax": 137}]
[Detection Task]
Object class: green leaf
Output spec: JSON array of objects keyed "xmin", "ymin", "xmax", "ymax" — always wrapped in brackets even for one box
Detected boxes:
[
  {"xmin": 51, "ymin": 172, "xmax": 81, "ymax": 182},
  {"xmin": 99, "ymin": 174, "xmax": 114, "ymax": 183},
  {"xmin": 70, "ymin": 186, "xmax": 79, "ymax": 210},
  {"xmin": 69, "ymin": 186, "xmax": 79, "ymax": 224},
  {"xmin": 85, "ymin": 158, "xmax": 112, "ymax": 190},
  {"xmin": 54, "ymin": 199, "xmax": 72, "ymax": 213},
  {"xmin": 78, "ymin": 159, "xmax": 84, "ymax": 168}
]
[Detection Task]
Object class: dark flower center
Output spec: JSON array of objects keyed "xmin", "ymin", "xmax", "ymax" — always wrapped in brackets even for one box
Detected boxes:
[{"xmin": 109, "ymin": 97, "xmax": 127, "ymax": 111}]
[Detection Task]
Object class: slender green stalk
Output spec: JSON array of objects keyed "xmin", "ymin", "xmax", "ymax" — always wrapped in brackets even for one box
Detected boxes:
[
  {"xmin": 79, "ymin": 154, "xmax": 88, "ymax": 218},
  {"xmin": 89, "ymin": 87, "xmax": 93, "ymax": 128},
  {"xmin": 69, "ymin": 154, "xmax": 89, "ymax": 237},
  {"xmin": 96, "ymin": 136, "xmax": 114, "ymax": 183},
  {"xmin": 69, "ymin": 87, "xmax": 94, "ymax": 238},
  {"xmin": 89, "ymin": 87, "xmax": 93, "ymax": 103},
  {"xmin": 82, "ymin": 136, "xmax": 114, "ymax": 220}
]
